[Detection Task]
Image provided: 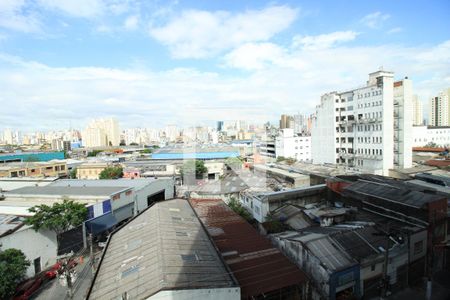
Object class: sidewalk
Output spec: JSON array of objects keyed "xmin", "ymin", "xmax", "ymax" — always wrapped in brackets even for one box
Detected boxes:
[{"xmin": 33, "ymin": 255, "xmax": 95, "ymax": 300}]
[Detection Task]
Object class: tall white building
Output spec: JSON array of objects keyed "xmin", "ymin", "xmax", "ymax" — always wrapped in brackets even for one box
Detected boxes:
[
  {"xmin": 412, "ymin": 95, "xmax": 423, "ymax": 125},
  {"xmin": 3, "ymin": 129, "xmax": 13, "ymax": 145},
  {"xmin": 429, "ymin": 89, "xmax": 450, "ymax": 126},
  {"xmin": 311, "ymin": 70, "xmax": 413, "ymax": 175},
  {"xmin": 83, "ymin": 118, "xmax": 120, "ymax": 148},
  {"xmin": 275, "ymin": 129, "xmax": 311, "ymax": 162}
]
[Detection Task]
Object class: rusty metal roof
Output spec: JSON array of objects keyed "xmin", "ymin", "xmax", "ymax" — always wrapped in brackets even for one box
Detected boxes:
[{"xmin": 189, "ymin": 198, "xmax": 308, "ymax": 299}]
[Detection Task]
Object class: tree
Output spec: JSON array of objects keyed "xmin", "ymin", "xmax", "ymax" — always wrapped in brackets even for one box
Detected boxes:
[
  {"xmin": 424, "ymin": 142, "xmax": 439, "ymax": 148},
  {"xmin": 129, "ymin": 142, "xmax": 139, "ymax": 146},
  {"xmin": 276, "ymin": 156, "xmax": 286, "ymax": 162},
  {"xmin": 69, "ymin": 168, "xmax": 77, "ymax": 179},
  {"xmin": 227, "ymin": 197, "xmax": 252, "ymax": 222},
  {"xmin": 25, "ymin": 199, "xmax": 88, "ymax": 248},
  {"xmin": 180, "ymin": 160, "xmax": 207, "ymax": 179},
  {"xmin": 87, "ymin": 150, "xmax": 102, "ymax": 157},
  {"xmin": 99, "ymin": 166, "xmax": 123, "ymax": 179},
  {"xmin": 140, "ymin": 148, "xmax": 152, "ymax": 154},
  {"xmin": 0, "ymin": 249, "xmax": 30, "ymax": 299}
]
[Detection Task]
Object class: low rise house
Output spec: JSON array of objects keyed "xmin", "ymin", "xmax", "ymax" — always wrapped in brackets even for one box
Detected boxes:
[
  {"xmin": 76, "ymin": 162, "xmax": 111, "ymax": 179},
  {"xmin": 87, "ymin": 199, "xmax": 240, "ymax": 300},
  {"xmin": 0, "ymin": 161, "xmax": 67, "ymax": 178},
  {"xmin": 270, "ymin": 230, "xmax": 360, "ymax": 300},
  {"xmin": 0, "ymin": 214, "xmax": 58, "ymax": 278},
  {"xmin": 240, "ymin": 184, "xmax": 327, "ymax": 223}
]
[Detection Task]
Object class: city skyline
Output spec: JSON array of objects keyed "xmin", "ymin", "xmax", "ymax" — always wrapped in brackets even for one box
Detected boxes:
[{"xmin": 0, "ymin": 0, "xmax": 449, "ymax": 131}]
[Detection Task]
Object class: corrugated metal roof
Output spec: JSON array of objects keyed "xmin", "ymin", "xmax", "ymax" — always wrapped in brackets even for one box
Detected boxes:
[
  {"xmin": 50, "ymin": 178, "xmax": 162, "ymax": 191},
  {"xmin": 344, "ymin": 180, "xmax": 443, "ymax": 208},
  {"xmin": 5, "ymin": 185, "xmax": 130, "ymax": 197},
  {"xmin": 190, "ymin": 198, "xmax": 308, "ymax": 299},
  {"xmin": 0, "ymin": 214, "xmax": 25, "ymax": 237},
  {"xmin": 88, "ymin": 199, "xmax": 238, "ymax": 299}
]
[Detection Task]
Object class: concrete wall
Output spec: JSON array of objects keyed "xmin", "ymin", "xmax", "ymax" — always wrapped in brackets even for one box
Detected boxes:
[
  {"xmin": 135, "ymin": 178, "xmax": 175, "ymax": 213},
  {"xmin": 148, "ymin": 287, "xmax": 240, "ymax": 300},
  {"xmin": 0, "ymin": 227, "xmax": 57, "ymax": 278}
]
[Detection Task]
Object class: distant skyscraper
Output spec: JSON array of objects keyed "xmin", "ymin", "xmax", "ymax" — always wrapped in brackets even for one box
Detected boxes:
[
  {"xmin": 83, "ymin": 118, "xmax": 120, "ymax": 147},
  {"xmin": 3, "ymin": 129, "xmax": 13, "ymax": 145},
  {"xmin": 429, "ymin": 89, "xmax": 450, "ymax": 126},
  {"xmin": 412, "ymin": 95, "xmax": 423, "ymax": 126},
  {"xmin": 217, "ymin": 121, "xmax": 224, "ymax": 131},
  {"xmin": 279, "ymin": 114, "xmax": 294, "ymax": 129}
]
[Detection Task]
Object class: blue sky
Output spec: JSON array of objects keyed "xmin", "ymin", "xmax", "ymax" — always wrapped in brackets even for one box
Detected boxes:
[{"xmin": 0, "ymin": 0, "xmax": 449, "ymax": 130}]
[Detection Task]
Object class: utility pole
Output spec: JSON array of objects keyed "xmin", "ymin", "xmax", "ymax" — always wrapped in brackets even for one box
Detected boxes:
[
  {"xmin": 380, "ymin": 222, "xmax": 390, "ymax": 300},
  {"xmin": 89, "ymin": 233, "xmax": 95, "ymax": 273}
]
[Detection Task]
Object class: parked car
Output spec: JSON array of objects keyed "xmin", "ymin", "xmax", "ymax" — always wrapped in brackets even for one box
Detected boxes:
[{"xmin": 13, "ymin": 277, "xmax": 43, "ymax": 300}]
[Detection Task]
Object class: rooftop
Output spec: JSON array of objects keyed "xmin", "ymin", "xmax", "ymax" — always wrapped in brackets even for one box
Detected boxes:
[
  {"xmin": 343, "ymin": 179, "xmax": 444, "ymax": 208},
  {"xmin": 88, "ymin": 199, "xmax": 237, "ymax": 299},
  {"xmin": 4, "ymin": 185, "xmax": 130, "ymax": 197},
  {"xmin": 190, "ymin": 198, "xmax": 308, "ymax": 299},
  {"xmin": 49, "ymin": 178, "xmax": 164, "ymax": 191},
  {"xmin": 0, "ymin": 214, "xmax": 26, "ymax": 237}
]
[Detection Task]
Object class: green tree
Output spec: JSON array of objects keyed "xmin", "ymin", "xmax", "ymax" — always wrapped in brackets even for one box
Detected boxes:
[
  {"xmin": 227, "ymin": 197, "xmax": 252, "ymax": 222},
  {"xmin": 87, "ymin": 150, "xmax": 102, "ymax": 157},
  {"xmin": 424, "ymin": 142, "xmax": 439, "ymax": 148},
  {"xmin": 99, "ymin": 166, "xmax": 123, "ymax": 179},
  {"xmin": 0, "ymin": 249, "xmax": 30, "ymax": 300},
  {"xmin": 263, "ymin": 212, "xmax": 285, "ymax": 233},
  {"xmin": 180, "ymin": 160, "xmax": 208, "ymax": 179},
  {"xmin": 25, "ymin": 199, "xmax": 88, "ymax": 249},
  {"xmin": 69, "ymin": 168, "xmax": 77, "ymax": 179},
  {"xmin": 276, "ymin": 156, "xmax": 286, "ymax": 162},
  {"xmin": 140, "ymin": 148, "xmax": 152, "ymax": 154}
]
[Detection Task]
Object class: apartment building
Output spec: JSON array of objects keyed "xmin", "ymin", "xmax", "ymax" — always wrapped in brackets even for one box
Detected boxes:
[
  {"xmin": 275, "ymin": 128, "xmax": 311, "ymax": 162},
  {"xmin": 311, "ymin": 70, "xmax": 412, "ymax": 175},
  {"xmin": 82, "ymin": 118, "xmax": 120, "ymax": 147},
  {"xmin": 76, "ymin": 162, "xmax": 111, "ymax": 179},
  {"xmin": 412, "ymin": 95, "xmax": 423, "ymax": 125},
  {"xmin": 429, "ymin": 89, "xmax": 450, "ymax": 127}
]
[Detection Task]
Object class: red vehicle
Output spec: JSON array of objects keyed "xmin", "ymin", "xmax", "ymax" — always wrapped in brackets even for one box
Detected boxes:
[
  {"xmin": 13, "ymin": 277, "xmax": 43, "ymax": 300},
  {"xmin": 45, "ymin": 258, "xmax": 78, "ymax": 279}
]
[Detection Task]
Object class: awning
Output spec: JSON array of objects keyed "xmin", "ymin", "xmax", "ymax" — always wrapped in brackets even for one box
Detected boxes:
[
  {"xmin": 113, "ymin": 202, "xmax": 134, "ymax": 222},
  {"xmin": 85, "ymin": 212, "xmax": 117, "ymax": 235}
]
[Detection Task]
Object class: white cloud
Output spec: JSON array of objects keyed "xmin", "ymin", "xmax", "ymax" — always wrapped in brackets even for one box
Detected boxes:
[
  {"xmin": 37, "ymin": 0, "xmax": 106, "ymax": 18},
  {"xmin": 0, "ymin": 0, "xmax": 42, "ymax": 32},
  {"xmin": 124, "ymin": 15, "xmax": 139, "ymax": 30},
  {"xmin": 149, "ymin": 5, "xmax": 299, "ymax": 59},
  {"xmin": 224, "ymin": 43, "xmax": 286, "ymax": 70},
  {"xmin": 292, "ymin": 31, "xmax": 358, "ymax": 50},
  {"xmin": 387, "ymin": 27, "xmax": 403, "ymax": 34},
  {"xmin": 0, "ymin": 39, "xmax": 449, "ymax": 130},
  {"xmin": 360, "ymin": 11, "xmax": 390, "ymax": 29}
]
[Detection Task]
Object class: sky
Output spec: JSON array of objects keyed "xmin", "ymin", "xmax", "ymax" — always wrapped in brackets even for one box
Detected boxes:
[{"xmin": 0, "ymin": 0, "xmax": 449, "ymax": 131}]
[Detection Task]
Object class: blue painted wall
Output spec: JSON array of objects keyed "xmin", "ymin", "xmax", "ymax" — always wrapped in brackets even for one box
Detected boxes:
[
  {"xmin": 329, "ymin": 264, "xmax": 361, "ymax": 300},
  {"xmin": 0, "ymin": 151, "xmax": 65, "ymax": 163}
]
